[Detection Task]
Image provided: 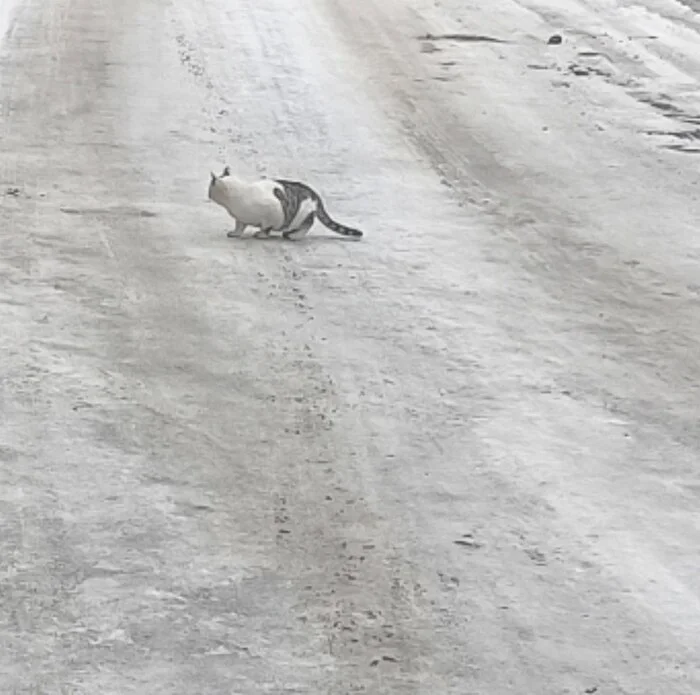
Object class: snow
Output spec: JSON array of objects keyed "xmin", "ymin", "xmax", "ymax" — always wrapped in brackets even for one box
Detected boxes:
[
  {"xmin": 0, "ymin": 0, "xmax": 18, "ymax": 43},
  {"xmin": 1, "ymin": 0, "xmax": 700, "ymax": 692}
]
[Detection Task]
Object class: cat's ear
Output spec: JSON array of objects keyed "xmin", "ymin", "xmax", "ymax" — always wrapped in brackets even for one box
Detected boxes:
[
  {"xmin": 222, "ymin": 166, "xmax": 231, "ymax": 177},
  {"xmin": 210, "ymin": 171, "xmax": 217, "ymax": 183}
]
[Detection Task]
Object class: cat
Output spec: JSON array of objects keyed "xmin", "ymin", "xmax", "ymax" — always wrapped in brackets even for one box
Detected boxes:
[{"xmin": 208, "ymin": 166, "xmax": 363, "ymax": 240}]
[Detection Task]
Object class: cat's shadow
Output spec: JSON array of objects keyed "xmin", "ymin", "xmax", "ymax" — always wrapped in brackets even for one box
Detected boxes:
[{"xmin": 227, "ymin": 234, "xmax": 361, "ymax": 244}]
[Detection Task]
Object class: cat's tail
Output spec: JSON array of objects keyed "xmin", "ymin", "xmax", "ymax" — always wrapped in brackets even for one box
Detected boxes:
[{"xmin": 315, "ymin": 196, "xmax": 363, "ymax": 238}]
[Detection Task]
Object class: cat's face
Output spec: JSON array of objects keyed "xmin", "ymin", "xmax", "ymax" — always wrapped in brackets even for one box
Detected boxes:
[{"xmin": 208, "ymin": 166, "xmax": 232, "ymax": 201}]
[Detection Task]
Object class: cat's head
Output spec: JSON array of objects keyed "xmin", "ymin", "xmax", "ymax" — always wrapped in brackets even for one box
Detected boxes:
[{"xmin": 208, "ymin": 166, "xmax": 232, "ymax": 201}]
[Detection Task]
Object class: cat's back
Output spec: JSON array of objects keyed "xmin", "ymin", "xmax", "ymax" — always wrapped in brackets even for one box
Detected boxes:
[
  {"xmin": 217, "ymin": 177, "xmax": 276, "ymax": 204},
  {"xmin": 248, "ymin": 178, "xmax": 278, "ymax": 196}
]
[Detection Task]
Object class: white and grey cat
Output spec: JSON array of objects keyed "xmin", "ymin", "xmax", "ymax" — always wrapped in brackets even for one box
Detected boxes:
[{"xmin": 208, "ymin": 166, "xmax": 363, "ymax": 240}]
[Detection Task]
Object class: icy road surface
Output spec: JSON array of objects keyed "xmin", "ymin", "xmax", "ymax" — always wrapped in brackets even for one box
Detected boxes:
[{"xmin": 1, "ymin": 0, "xmax": 700, "ymax": 692}]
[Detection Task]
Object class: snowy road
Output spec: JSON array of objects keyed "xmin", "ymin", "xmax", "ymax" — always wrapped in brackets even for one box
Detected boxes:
[{"xmin": 1, "ymin": 0, "xmax": 700, "ymax": 692}]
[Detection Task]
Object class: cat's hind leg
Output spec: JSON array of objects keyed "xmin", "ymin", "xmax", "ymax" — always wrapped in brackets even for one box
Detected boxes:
[
  {"xmin": 283, "ymin": 212, "xmax": 315, "ymax": 241},
  {"xmin": 227, "ymin": 220, "xmax": 247, "ymax": 238}
]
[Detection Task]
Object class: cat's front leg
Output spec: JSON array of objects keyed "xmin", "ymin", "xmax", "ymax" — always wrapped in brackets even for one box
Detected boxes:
[
  {"xmin": 253, "ymin": 227, "xmax": 272, "ymax": 239},
  {"xmin": 227, "ymin": 220, "xmax": 247, "ymax": 238}
]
